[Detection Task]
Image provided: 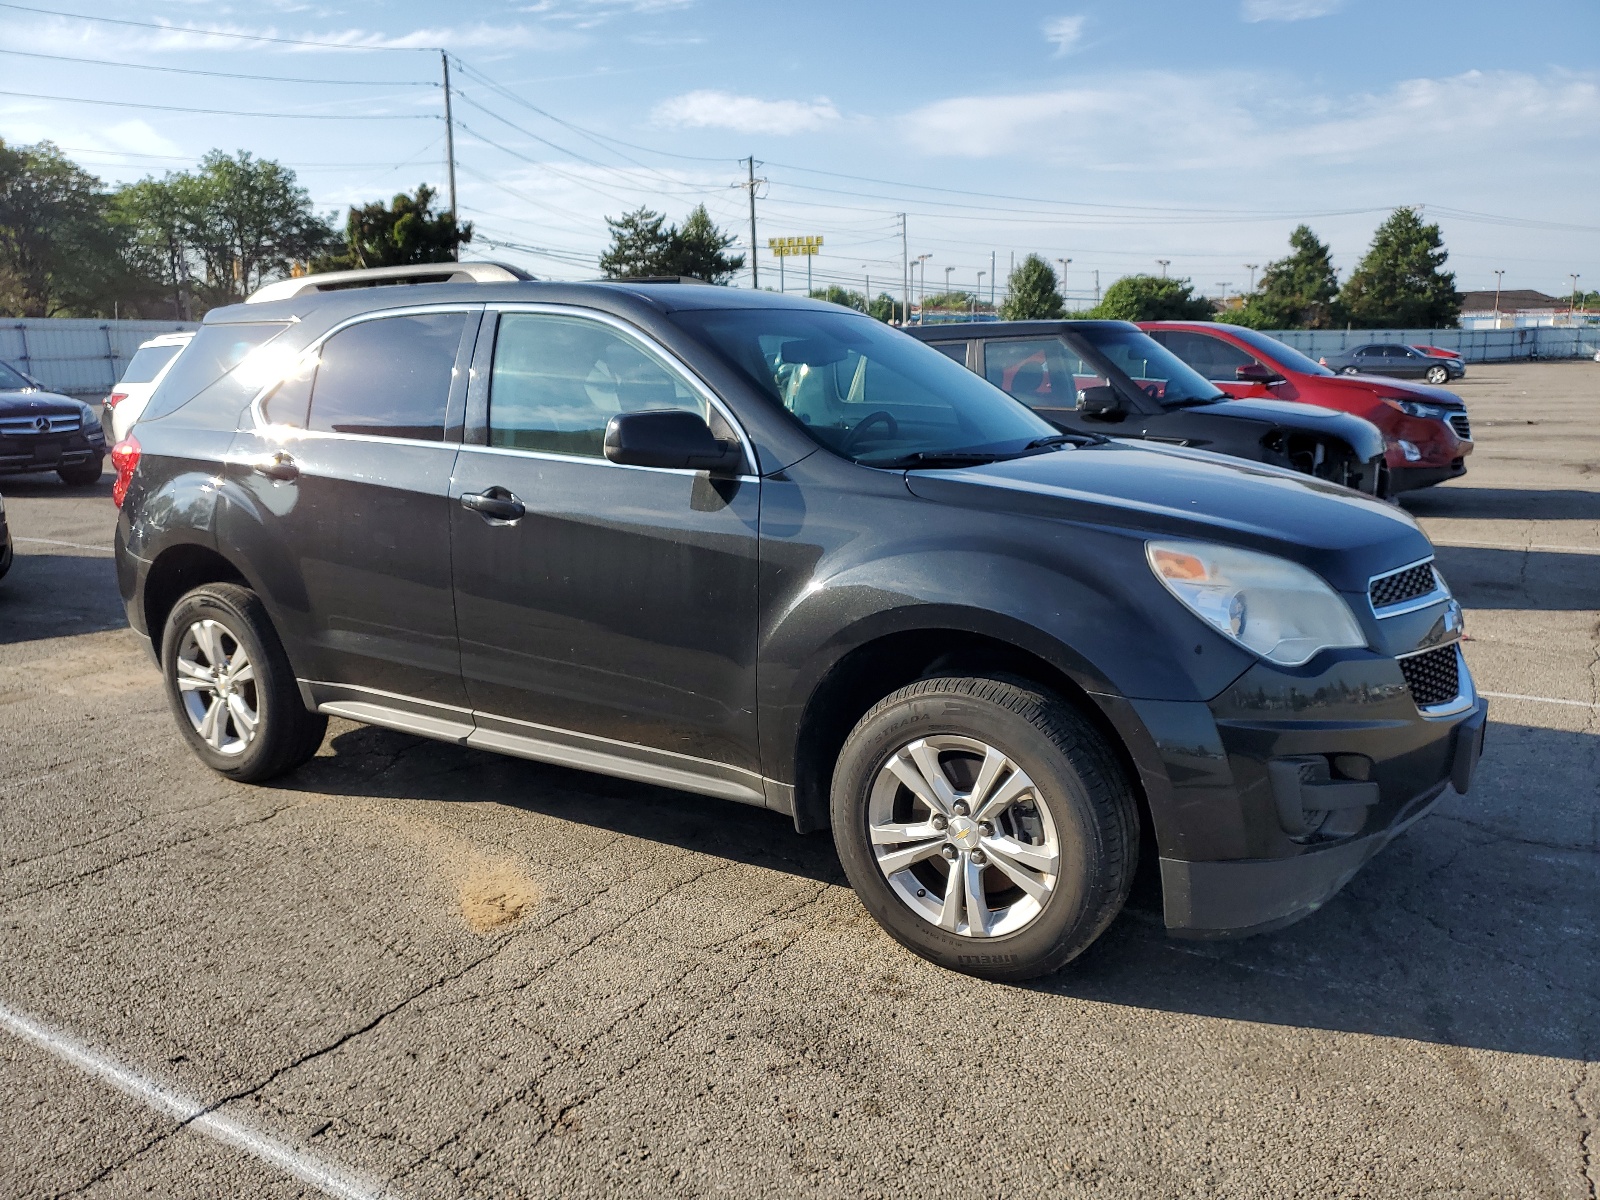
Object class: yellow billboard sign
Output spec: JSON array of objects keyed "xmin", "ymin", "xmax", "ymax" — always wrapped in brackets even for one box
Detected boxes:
[{"xmin": 768, "ymin": 235, "xmax": 823, "ymax": 257}]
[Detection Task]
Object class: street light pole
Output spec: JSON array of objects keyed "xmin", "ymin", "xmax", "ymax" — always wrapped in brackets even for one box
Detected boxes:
[
  {"xmin": 1056, "ymin": 257, "xmax": 1071, "ymax": 303},
  {"xmin": 915, "ymin": 253, "xmax": 931, "ymax": 323},
  {"xmin": 1244, "ymin": 263, "xmax": 1259, "ymax": 292},
  {"xmin": 1493, "ymin": 269, "xmax": 1504, "ymax": 325},
  {"xmin": 976, "ymin": 271, "xmax": 985, "ymax": 314},
  {"xmin": 944, "ymin": 265, "xmax": 953, "ymax": 298},
  {"xmin": 1157, "ymin": 259, "xmax": 1170, "ymax": 278},
  {"xmin": 990, "ymin": 250, "xmax": 996, "ymax": 309},
  {"xmin": 1571, "ymin": 274, "xmax": 1581, "ymax": 319}
]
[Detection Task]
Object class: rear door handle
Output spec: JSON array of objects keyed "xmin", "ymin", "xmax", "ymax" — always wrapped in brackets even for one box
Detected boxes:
[
  {"xmin": 253, "ymin": 451, "xmax": 298, "ymax": 481},
  {"xmin": 460, "ymin": 487, "xmax": 525, "ymax": 522}
]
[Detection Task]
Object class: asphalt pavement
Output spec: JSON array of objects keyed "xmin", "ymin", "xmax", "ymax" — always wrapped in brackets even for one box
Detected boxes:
[{"xmin": 1, "ymin": 361, "xmax": 1595, "ymax": 1199}]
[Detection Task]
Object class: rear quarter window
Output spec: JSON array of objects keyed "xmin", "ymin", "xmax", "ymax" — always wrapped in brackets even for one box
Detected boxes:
[
  {"xmin": 139, "ymin": 323, "xmax": 289, "ymax": 424},
  {"xmin": 117, "ymin": 344, "xmax": 183, "ymax": 385}
]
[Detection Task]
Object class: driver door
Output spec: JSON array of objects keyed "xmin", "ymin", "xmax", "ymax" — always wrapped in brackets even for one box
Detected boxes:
[{"xmin": 979, "ymin": 336, "xmax": 1108, "ymax": 437}]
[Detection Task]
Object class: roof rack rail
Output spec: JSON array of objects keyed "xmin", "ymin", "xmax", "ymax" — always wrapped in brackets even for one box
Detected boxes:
[{"xmin": 246, "ymin": 261, "xmax": 535, "ymax": 304}]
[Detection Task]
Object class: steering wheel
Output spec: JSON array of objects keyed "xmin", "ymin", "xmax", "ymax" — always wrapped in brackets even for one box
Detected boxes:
[
  {"xmin": 841, "ymin": 409, "xmax": 899, "ymax": 453},
  {"xmin": 1142, "ymin": 383, "xmax": 1163, "ymax": 400}
]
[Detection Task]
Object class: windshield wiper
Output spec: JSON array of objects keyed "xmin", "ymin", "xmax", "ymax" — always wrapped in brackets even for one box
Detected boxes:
[
  {"xmin": 1025, "ymin": 432, "xmax": 1101, "ymax": 448},
  {"xmin": 1164, "ymin": 394, "xmax": 1227, "ymax": 408},
  {"xmin": 876, "ymin": 450, "xmax": 1010, "ymax": 469}
]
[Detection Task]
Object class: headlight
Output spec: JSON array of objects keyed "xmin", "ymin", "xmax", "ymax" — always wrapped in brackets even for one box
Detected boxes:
[
  {"xmin": 1147, "ymin": 540, "xmax": 1367, "ymax": 667},
  {"xmin": 1381, "ymin": 398, "xmax": 1451, "ymax": 420}
]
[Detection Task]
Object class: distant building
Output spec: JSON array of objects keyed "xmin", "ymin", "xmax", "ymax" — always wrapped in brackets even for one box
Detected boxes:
[{"xmin": 1458, "ymin": 289, "xmax": 1594, "ymax": 330}]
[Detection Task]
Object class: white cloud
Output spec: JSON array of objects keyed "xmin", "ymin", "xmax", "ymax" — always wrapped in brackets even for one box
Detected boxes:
[
  {"xmin": 1042, "ymin": 15, "xmax": 1086, "ymax": 56},
  {"xmin": 1241, "ymin": 0, "xmax": 1343, "ymax": 21},
  {"xmin": 651, "ymin": 90, "xmax": 841, "ymax": 135},
  {"xmin": 900, "ymin": 69, "xmax": 1600, "ymax": 166}
]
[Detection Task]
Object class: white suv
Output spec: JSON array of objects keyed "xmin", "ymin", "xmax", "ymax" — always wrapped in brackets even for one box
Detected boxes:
[{"xmin": 102, "ymin": 332, "xmax": 194, "ymax": 442}]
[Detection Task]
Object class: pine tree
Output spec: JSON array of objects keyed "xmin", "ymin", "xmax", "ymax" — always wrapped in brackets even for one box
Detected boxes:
[
  {"xmin": 1338, "ymin": 208, "xmax": 1461, "ymax": 328},
  {"xmin": 999, "ymin": 254, "xmax": 1064, "ymax": 320},
  {"xmin": 1093, "ymin": 274, "xmax": 1213, "ymax": 321},
  {"xmin": 318, "ymin": 184, "xmax": 470, "ymax": 271},
  {"xmin": 666, "ymin": 204, "xmax": 744, "ymax": 284},
  {"xmin": 1230, "ymin": 225, "xmax": 1341, "ymax": 329},
  {"xmin": 598, "ymin": 207, "xmax": 674, "ymax": 278}
]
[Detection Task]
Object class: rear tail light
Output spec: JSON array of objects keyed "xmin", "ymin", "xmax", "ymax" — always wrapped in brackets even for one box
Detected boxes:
[
  {"xmin": 110, "ymin": 436, "xmax": 140, "ymax": 507},
  {"xmin": 105, "ymin": 391, "xmax": 128, "ymax": 409}
]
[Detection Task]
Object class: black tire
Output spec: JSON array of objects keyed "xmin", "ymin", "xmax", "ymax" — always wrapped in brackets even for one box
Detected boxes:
[
  {"xmin": 1425, "ymin": 365, "xmax": 1449, "ymax": 385},
  {"xmin": 58, "ymin": 458, "xmax": 103, "ymax": 486},
  {"xmin": 830, "ymin": 676, "xmax": 1138, "ymax": 981},
  {"xmin": 160, "ymin": 583, "xmax": 326, "ymax": 782}
]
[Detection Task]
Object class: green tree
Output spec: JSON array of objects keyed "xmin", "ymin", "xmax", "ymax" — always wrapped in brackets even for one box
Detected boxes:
[
  {"xmin": 110, "ymin": 174, "xmax": 202, "ymax": 318},
  {"xmin": 600, "ymin": 204, "xmax": 744, "ymax": 283},
  {"xmin": 664, "ymin": 204, "xmax": 744, "ymax": 284},
  {"xmin": 0, "ymin": 139, "xmax": 128, "ymax": 317},
  {"xmin": 920, "ymin": 290, "xmax": 976, "ymax": 311},
  {"xmin": 1093, "ymin": 274, "xmax": 1213, "ymax": 321},
  {"xmin": 182, "ymin": 150, "xmax": 338, "ymax": 306},
  {"xmin": 999, "ymin": 254, "xmax": 1064, "ymax": 320},
  {"xmin": 1338, "ymin": 208, "xmax": 1461, "ymax": 328},
  {"xmin": 809, "ymin": 285, "xmax": 868, "ymax": 312},
  {"xmin": 318, "ymin": 184, "xmax": 469, "ymax": 271},
  {"xmin": 868, "ymin": 292, "xmax": 906, "ymax": 323},
  {"xmin": 1225, "ymin": 225, "xmax": 1341, "ymax": 330}
]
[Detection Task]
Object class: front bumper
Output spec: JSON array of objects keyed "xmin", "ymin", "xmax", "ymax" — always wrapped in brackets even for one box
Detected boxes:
[
  {"xmin": 0, "ymin": 428, "xmax": 105, "ymax": 475},
  {"xmin": 1107, "ymin": 646, "xmax": 1487, "ymax": 939}
]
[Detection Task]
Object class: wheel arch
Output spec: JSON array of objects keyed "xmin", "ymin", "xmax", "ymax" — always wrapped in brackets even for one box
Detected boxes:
[{"xmin": 142, "ymin": 542, "xmax": 250, "ymax": 658}]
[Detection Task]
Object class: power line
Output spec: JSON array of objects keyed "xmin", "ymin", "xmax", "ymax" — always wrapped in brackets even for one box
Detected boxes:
[
  {"xmin": 0, "ymin": 88, "xmax": 437, "ymax": 120},
  {"xmin": 0, "ymin": 46, "xmax": 434, "ymax": 86},
  {"xmin": 0, "ymin": 1, "xmax": 426, "ymax": 51}
]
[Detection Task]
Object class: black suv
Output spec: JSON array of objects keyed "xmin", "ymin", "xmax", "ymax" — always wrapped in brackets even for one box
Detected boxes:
[
  {"xmin": 0, "ymin": 358, "xmax": 105, "ymax": 486},
  {"xmin": 112, "ymin": 265, "xmax": 1487, "ymax": 980},
  {"xmin": 906, "ymin": 321, "xmax": 1388, "ymax": 494}
]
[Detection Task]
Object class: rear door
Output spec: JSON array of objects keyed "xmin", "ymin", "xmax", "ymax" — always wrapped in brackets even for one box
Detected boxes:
[
  {"xmin": 448, "ymin": 306, "xmax": 763, "ymax": 789},
  {"xmin": 230, "ymin": 306, "xmax": 478, "ymax": 709}
]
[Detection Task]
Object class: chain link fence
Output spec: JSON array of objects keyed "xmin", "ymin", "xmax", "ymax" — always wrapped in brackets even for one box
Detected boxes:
[{"xmin": 1262, "ymin": 326, "xmax": 1600, "ymax": 364}]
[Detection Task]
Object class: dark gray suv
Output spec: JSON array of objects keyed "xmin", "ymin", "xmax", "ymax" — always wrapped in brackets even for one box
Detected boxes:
[{"xmin": 111, "ymin": 264, "xmax": 1487, "ymax": 980}]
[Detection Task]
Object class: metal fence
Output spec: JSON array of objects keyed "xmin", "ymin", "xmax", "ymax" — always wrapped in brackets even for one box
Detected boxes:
[
  {"xmin": 1, "ymin": 319, "xmax": 200, "ymax": 400},
  {"xmin": 1262, "ymin": 326, "xmax": 1600, "ymax": 364}
]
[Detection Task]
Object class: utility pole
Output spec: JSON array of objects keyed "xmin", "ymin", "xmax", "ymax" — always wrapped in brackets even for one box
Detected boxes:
[
  {"xmin": 440, "ymin": 51, "xmax": 459, "ymax": 259},
  {"xmin": 1157, "ymin": 259, "xmax": 1170, "ymax": 278},
  {"xmin": 990, "ymin": 250, "xmax": 996, "ymax": 309},
  {"xmin": 743, "ymin": 156, "xmax": 763, "ymax": 289},
  {"xmin": 899, "ymin": 214, "xmax": 909, "ymax": 325},
  {"xmin": 1493, "ymin": 269, "xmax": 1504, "ymax": 325},
  {"xmin": 1244, "ymin": 263, "xmax": 1259, "ymax": 292}
]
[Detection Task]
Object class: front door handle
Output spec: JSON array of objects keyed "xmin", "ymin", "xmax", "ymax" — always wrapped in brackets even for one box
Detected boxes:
[
  {"xmin": 460, "ymin": 487, "xmax": 525, "ymax": 522},
  {"xmin": 253, "ymin": 451, "xmax": 298, "ymax": 481}
]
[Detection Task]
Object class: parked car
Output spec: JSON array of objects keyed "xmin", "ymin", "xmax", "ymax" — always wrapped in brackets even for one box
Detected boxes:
[
  {"xmin": 1410, "ymin": 344, "xmax": 1463, "ymax": 361},
  {"xmin": 102, "ymin": 331, "xmax": 195, "ymax": 443},
  {"xmin": 1140, "ymin": 323, "xmax": 1474, "ymax": 493},
  {"xmin": 111, "ymin": 264, "xmax": 1487, "ymax": 981},
  {"xmin": 906, "ymin": 321, "xmax": 1387, "ymax": 494},
  {"xmin": 0, "ymin": 359, "xmax": 106, "ymax": 486},
  {"xmin": 1320, "ymin": 342, "xmax": 1464, "ymax": 384},
  {"xmin": 0, "ymin": 490, "xmax": 11, "ymax": 582}
]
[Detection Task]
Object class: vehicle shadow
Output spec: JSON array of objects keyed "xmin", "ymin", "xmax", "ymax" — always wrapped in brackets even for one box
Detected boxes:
[
  {"xmin": 280, "ymin": 718, "xmax": 1596, "ymax": 1063},
  {"xmin": 0, "ymin": 553, "xmax": 125, "ymax": 644},
  {"xmin": 0, "ymin": 469, "xmax": 109, "ymax": 499},
  {"xmin": 1431, "ymin": 543, "xmax": 1599, "ymax": 610},
  {"xmin": 1402, "ymin": 485, "xmax": 1600, "ymax": 520}
]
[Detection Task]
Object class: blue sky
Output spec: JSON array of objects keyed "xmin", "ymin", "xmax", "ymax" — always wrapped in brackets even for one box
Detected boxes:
[{"xmin": 2, "ymin": 0, "xmax": 1597, "ymax": 302}]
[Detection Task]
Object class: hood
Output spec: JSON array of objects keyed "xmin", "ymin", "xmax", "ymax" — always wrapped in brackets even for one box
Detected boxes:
[
  {"xmin": 1193, "ymin": 397, "xmax": 1386, "ymax": 459},
  {"xmin": 1317, "ymin": 374, "xmax": 1465, "ymax": 408},
  {"xmin": 0, "ymin": 389, "xmax": 88, "ymax": 416},
  {"xmin": 904, "ymin": 440, "xmax": 1429, "ymax": 593}
]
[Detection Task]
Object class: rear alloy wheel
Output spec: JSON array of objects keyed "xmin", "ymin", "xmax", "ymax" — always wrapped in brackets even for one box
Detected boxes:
[
  {"xmin": 1425, "ymin": 365, "xmax": 1449, "ymax": 385},
  {"xmin": 831, "ymin": 676, "xmax": 1138, "ymax": 981},
  {"xmin": 161, "ymin": 583, "xmax": 326, "ymax": 782},
  {"xmin": 58, "ymin": 459, "xmax": 103, "ymax": 487}
]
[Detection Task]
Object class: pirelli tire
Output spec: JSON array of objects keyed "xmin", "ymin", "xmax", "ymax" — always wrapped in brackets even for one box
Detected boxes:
[{"xmin": 830, "ymin": 676, "xmax": 1139, "ymax": 982}]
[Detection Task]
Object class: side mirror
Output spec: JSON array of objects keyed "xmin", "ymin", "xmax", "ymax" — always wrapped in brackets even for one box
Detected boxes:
[
  {"xmin": 604, "ymin": 409, "xmax": 740, "ymax": 472},
  {"xmin": 1236, "ymin": 362, "xmax": 1282, "ymax": 384},
  {"xmin": 1078, "ymin": 385, "xmax": 1124, "ymax": 418}
]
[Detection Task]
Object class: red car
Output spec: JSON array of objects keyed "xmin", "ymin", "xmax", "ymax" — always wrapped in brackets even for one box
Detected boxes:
[
  {"xmin": 1139, "ymin": 322, "xmax": 1472, "ymax": 494},
  {"xmin": 1410, "ymin": 344, "xmax": 1463, "ymax": 360}
]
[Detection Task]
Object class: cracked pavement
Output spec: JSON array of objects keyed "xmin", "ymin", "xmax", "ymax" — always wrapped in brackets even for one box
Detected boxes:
[{"xmin": 0, "ymin": 362, "xmax": 1595, "ymax": 1198}]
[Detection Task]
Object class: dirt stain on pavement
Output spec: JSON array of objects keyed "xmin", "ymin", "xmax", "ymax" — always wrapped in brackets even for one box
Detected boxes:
[{"xmin": 459, "ymin": 861, "xmax": 542, "ymax": 933}]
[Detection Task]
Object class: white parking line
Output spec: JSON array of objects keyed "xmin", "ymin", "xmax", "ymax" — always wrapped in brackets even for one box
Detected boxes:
[
  {"xmin": 1429, "ymin": 539, "xmax": 1597, "ymax": 554},
  {"xmin": 0, "ymin": 1000, "xmax": 386, "ymax": 1200},
  {"xmin": 14, "ymin": 536, "xmax": 115, "ymax": 554},
  {"xmin": 1480, "ymin": 691, "xmax": 1600, "ymax": 710}
]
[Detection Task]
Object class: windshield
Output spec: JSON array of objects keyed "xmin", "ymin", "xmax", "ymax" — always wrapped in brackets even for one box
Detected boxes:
[
  {"xmin": 1070, "ymin": 326, "xmax": 1224, "ymax": 406},
  {"xmin": 670, "ymin": 307, "xmax": 1058, "ymax": 466},
  {"xmin": 1216, "ymin": 325, "xmax": 1335, "ymax": 376},
  {"xmin": 0, "ymin": 361, "xmax": 34, "ymax": 390}
]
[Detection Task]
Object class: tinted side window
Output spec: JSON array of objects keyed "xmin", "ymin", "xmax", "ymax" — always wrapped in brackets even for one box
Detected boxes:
[
  {"xmin": 307, "ymin": 312, "xmax": 466, "ymax": 441},
  {"xmin": 488, "ymin": 313, "xmax": 707, "ymax": 459},
  {"xmin": 141, "ymin": 323, "xmax": 288, "ymax": 423},
  {"xmin": 929, "ymin": 342, "xmax": 968, "ymax": 363},
  {"xmin": 983, "ymin": 337, "xmax": 1105, "ymax": 410},
  {"xmin": 1159, "ymin": 331, "xmax": 1256, "ymax": 380}
]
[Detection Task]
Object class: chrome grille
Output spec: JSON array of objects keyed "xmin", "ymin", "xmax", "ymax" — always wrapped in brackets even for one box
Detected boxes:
[
  {"xmin": 1370, "ymin": 561, "xmax": 1437, "ymax": 609},
  {"xmin": 1399, "ymin": 645, "xmax": 1460, "ymax": 708},
  {"xmin": 0, "ymin": 413, "xmax": 80, "ymax": 435},
  {"xmin": 1448, "ymin": 413, "xmax": 1471, "ymax": 440}
]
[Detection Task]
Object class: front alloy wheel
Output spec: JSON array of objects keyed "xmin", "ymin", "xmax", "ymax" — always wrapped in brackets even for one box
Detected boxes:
[
  {"xmin": 869, "ymin": 735, "xmax": 1060, "ymax": 938},
  {"xmin": 175, "ymin": 619, "xmax": 258, "ymax": 755},
  {"xmin": 831, "ymin": 676, "xmax": 1138, "ymax": 981}
]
